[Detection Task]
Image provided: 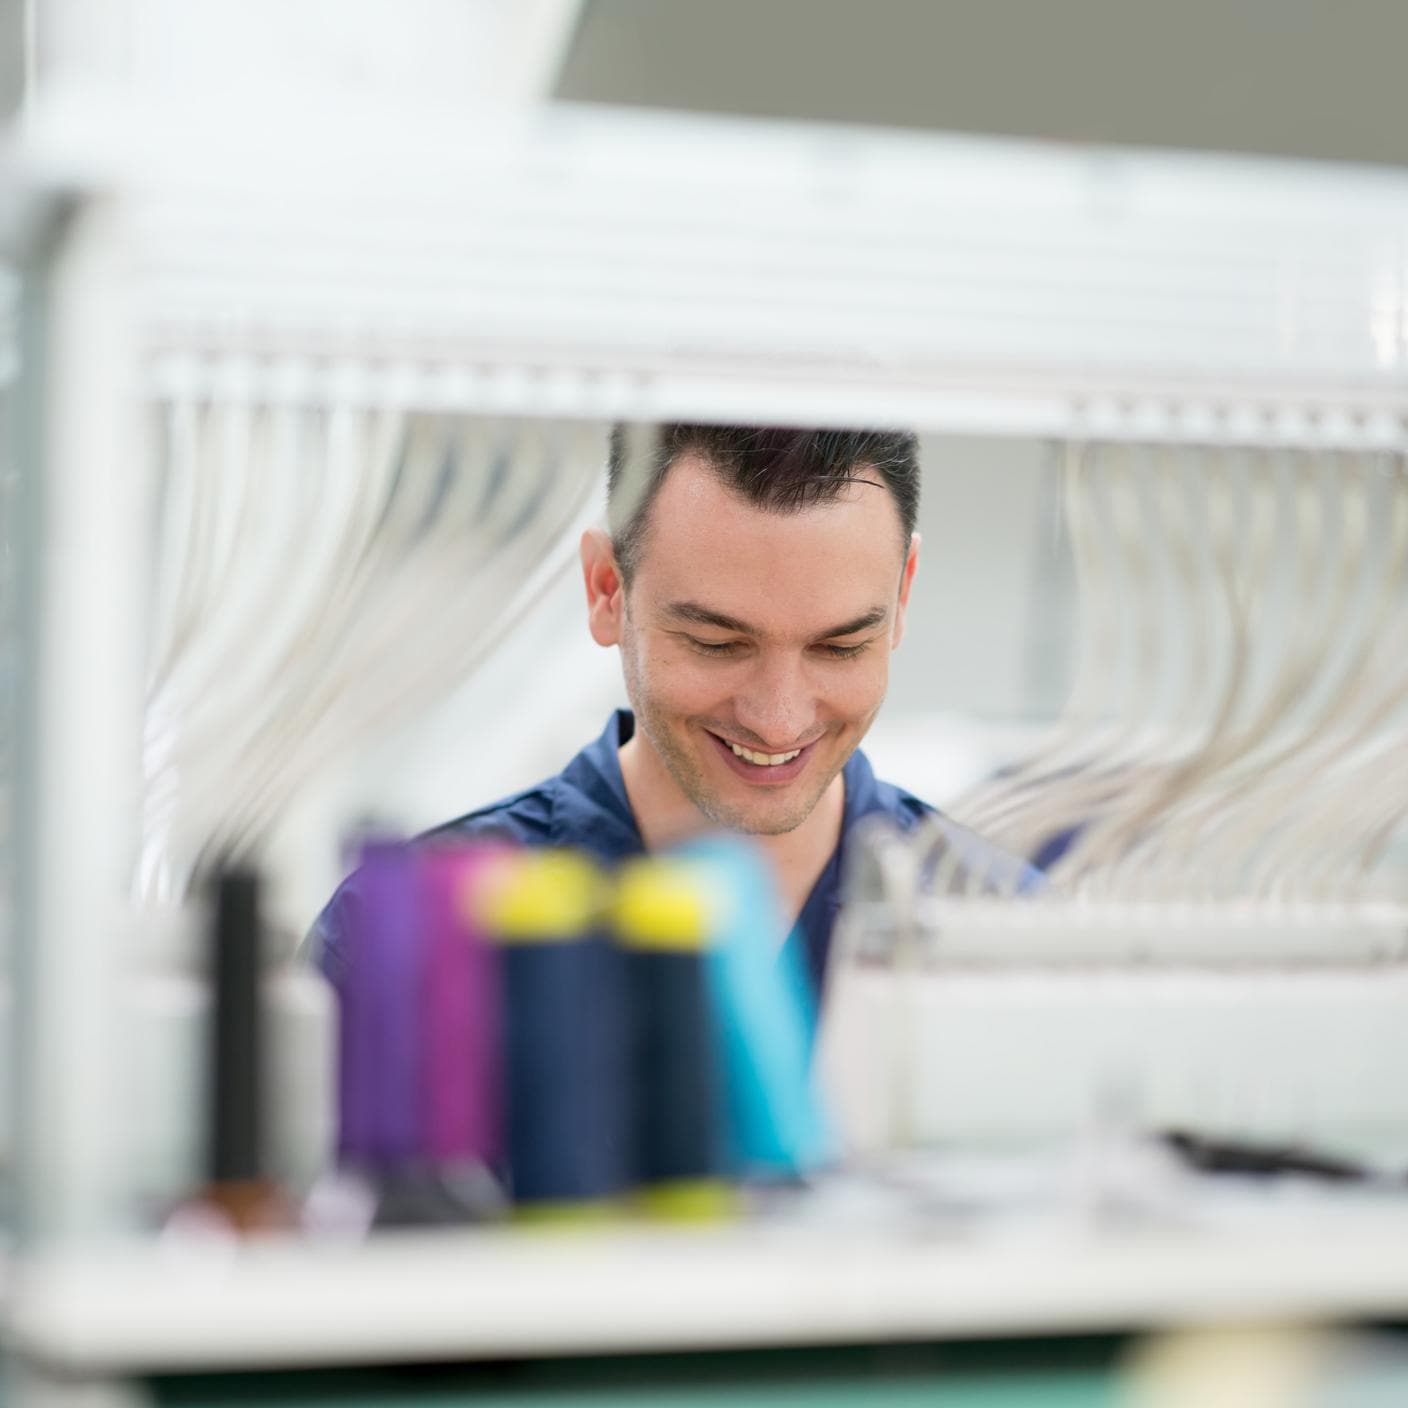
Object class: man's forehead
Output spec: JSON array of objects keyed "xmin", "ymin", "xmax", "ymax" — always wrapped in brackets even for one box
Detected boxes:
[{"xmin": 633, "ymin": 456, "xmax": 906, "ymax": 616}]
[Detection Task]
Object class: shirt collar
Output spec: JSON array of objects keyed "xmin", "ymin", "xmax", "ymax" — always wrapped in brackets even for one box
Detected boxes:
[
  {"xmin": 569, "ymin": 708, "xmax": 883, "ymax": 851},
  {"xmin": 567, "ymin": 710, "xmax": 886, "ymax": 992},
  {"xmin": 838, "ymin": 743, "xmax": 884, "ymax": 829},
  {"xmin": 552, "ymin": 709, "xmax": 645, "ymax": 854}
]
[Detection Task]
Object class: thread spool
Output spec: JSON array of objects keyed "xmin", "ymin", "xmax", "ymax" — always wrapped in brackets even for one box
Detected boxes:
[
  {"xmin": 195, "ymin": 866, "xmax": 291, "ymax": 1233},
  {"xmin": 614, "ymin": 859, "xmax": 730, "ymax": 1220},
  {"xmin": 676, "ymin": 836, "xmax": 830, "ymax": 1181},
  {"xmin": 378, "ymin": 843, "xmax": 510, "ymax": 1224},
  {"xmin": 478, "ymin": 851, "xmax": 629, "ymax": 1217},
  {"xmin": 420, "ymin": 844, "xmax": 507, "ymax": 1168},
  {"xmin": 337, "ymin": 840, "xmax": 424, "ymax": 1170},
  {"xmin": 210, "ymin": 867, "xmax": 264, "ymax": 1188}
]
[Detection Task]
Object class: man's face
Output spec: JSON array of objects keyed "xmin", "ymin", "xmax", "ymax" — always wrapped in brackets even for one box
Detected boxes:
[{"xmin": 601, "ymin": 453, "xmax": 919, "ymax": 836}]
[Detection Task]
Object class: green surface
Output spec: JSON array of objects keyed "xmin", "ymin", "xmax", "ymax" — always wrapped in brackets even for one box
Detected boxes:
[
  {"xmin": 154, "ymin": 1373, "xmax": 1108, "ymax": 1407},
  {"xmin": 150, "ymin": 1340, "xmax": 1122, "ymax": 1408}
]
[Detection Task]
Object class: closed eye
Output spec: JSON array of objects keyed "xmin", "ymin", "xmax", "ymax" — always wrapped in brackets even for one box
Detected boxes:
[
  {"xmin": 686, "ymin": 637, "xmax": 745, "ymax": 657},
  {"xmin": 683, "ymin": 636, "xmax": 872, "ymax": 659}
]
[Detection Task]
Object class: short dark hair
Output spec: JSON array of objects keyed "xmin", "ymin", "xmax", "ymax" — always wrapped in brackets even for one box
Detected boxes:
[{"xmin": 607, "ymin": 424, "xmax": 920, "ymax": 583}]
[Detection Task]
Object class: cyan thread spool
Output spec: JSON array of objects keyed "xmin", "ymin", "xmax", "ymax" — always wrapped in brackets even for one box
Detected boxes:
[
  {"xmin": 477, "ymin": 851, "xmax": 629, "ymax": 1218},
  {"xmin": 674, "ymin": 836, "xmax": 831, "ymax": 1181},
  {"xmin": 613, "ymin": 859, "xmax": 731, "ymax": 1221}
]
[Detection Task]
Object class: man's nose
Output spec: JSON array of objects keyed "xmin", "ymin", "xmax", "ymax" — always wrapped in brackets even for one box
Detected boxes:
[{"xmin": 734, "ymin": 654, "xmax": 815, "ymax": 747}]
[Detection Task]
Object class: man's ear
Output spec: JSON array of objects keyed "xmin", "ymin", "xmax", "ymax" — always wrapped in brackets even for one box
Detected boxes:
[
  {"xmin": 892, "ymin": 532, "xmax": 921, "ymax": 650},
  {"xmin": 581, "ymin": 528, "xmax": 626, "ymax": 647}
]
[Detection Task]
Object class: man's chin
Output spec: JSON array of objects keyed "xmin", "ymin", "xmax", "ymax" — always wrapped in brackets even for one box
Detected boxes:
[
  {"xmin": 692, "ymin": 754, "xmax": 845, "ymax": 836},
  {"xmin": 726, "ymin": 816, "xmax": 806, "ymax": 838},
  {"xmin": 692, "ymin": 793, "xmax": 816, "ymax": 837}
]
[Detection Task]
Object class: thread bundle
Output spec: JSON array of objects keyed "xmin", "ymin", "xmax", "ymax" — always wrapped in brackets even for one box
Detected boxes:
[{"xmin": 335, "ymin": 836, "xmax": 828, "ymax": 1225}]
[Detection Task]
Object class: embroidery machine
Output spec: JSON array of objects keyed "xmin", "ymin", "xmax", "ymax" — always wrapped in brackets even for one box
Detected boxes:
[{"xmin": 4, "ymin": 60, "xmax": 1408, "ymax": 1400}]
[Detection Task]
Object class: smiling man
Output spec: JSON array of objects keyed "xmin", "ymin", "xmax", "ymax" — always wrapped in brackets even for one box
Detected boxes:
[
  {"xmin": 587, "ymin": 426, "xmax": 923, "ymax": 931},
  {"xmin": 312, "ymin": 424, "xmax": 1039, "ymax": 993}
]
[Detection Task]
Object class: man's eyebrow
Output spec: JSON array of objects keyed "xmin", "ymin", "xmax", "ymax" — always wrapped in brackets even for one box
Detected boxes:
[
  {"xmin": 664, "ymin": 601, "xmax": 757, "ymax": 633},
  {"xmin": 820, "ymin": 606, "xmax": 889, "ymax": 638},
  {"xmin": 664, "ymin": 601, "xmax": 889, "ymax": 638}
]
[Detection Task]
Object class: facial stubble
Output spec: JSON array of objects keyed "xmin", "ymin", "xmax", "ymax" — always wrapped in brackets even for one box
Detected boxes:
[{"xmin": 618, "ymin": 617, "xmax": 861, "ymax": 837}]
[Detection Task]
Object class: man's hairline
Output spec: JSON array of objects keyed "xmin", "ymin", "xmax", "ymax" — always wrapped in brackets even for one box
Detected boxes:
[{"xmin": 614, "ymin": 450, "xmax": 913, "ymax": 585}]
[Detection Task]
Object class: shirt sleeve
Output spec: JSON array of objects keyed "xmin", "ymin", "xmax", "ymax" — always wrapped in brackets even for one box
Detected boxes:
[{"xmin": 299, "ymin": 875, "xmax": 358, "ymax": 988}]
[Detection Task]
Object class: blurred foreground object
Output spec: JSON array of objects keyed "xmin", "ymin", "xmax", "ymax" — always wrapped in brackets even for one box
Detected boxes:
[
  {"xmin": 328, "ymin": 836, "xmax": 822, "ymax": 1228},
  {"xmin": 1123, "ymin": 1324, "xmax": 1408, "ymax": 1408},
  {"xmin": 821, "ymin": 820, "xmax": 1408, "ymax": 1153}
]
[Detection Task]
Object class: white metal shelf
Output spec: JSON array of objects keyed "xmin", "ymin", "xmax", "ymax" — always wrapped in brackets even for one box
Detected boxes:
[
  {"xmin": 21, "ymin": 94, "xmax": 1408, "ymax": 443},
  {"xmin": 12, "ymin": 1200, "xmax": 1408, "ymax": 1374}
]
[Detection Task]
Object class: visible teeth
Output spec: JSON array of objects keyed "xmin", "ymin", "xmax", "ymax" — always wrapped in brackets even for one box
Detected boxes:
[{"xmin": 728, "ymin": 741, "xmax": 801, "ymax": 766}]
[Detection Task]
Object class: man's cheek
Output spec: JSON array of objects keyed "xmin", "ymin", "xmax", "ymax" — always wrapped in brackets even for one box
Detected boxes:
[
  {"xmin": 647, "ymin": 652, "xmax": 712, "ymax": 708},
  {"xmin": 829, "ymin": 664, "xmax": 889, "ymax": 720}
]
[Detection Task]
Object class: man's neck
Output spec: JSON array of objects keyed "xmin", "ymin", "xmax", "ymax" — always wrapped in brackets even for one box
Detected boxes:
[{"xmin": 617, "ymin": 730, "xmax": 846, "ymax": 926}]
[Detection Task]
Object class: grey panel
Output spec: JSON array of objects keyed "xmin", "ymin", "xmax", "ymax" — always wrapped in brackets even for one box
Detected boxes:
[
  {"xmin": 556, "ymin": 0, "xmax": 1408, "ymax": 169},
  {"xmin": 0, "ymin": 0, "xmax": 26, "ymax": 124}
]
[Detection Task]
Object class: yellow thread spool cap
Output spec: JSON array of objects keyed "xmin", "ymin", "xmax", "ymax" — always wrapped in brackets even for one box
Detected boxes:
[
  {"xmin": 476, "ymin": 851, "xmax": 605, "ymax": 941},
  {"xmin": 634, "ymin": 1179, "xmax": 736, "ymax": 1223},
  {"xmin": 511, "ymin": 1198, "xmax": 624, "ymax": 1229},
  {"xmin": 613, "ymin": 860, "xmax": 712, "ymax": 952}
]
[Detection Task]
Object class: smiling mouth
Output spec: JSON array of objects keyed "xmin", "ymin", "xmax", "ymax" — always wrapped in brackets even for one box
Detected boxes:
[
  {"xmin": 705, "ymin": 729, "xmax": 818, "ymax": 772},
  {"xmin": 720, "ymin": 739, "xmax": 801, "ymax": 767}
]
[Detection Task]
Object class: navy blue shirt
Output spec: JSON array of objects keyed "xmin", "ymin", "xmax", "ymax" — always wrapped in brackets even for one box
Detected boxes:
[{"xmin": 310, "ymin": 710, "xmax": 1041, "ymax": 993}]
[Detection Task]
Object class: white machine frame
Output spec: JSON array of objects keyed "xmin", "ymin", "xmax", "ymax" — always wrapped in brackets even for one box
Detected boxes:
[{"xmin": 6, "ymin": 89, "xmax": 1408, "ymax": 1390}]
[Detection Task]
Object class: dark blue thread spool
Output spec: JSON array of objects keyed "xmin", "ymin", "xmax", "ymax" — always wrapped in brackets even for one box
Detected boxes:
[
  {"xmin": 480, "ymin": 851, "xmax": 629, "ymax": 1217},
  {"xmin": 614, "ymin": 859, "xmax": 729, "ymax": 1220}
]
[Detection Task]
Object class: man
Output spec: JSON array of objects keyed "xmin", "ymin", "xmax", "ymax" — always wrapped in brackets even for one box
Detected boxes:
[{"xmin": 312, "ymin": 424, "xmax": 1040, "ymax": 992}]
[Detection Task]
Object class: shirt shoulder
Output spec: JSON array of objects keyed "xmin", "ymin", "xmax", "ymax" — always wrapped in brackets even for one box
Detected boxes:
[
  {"xmin": 861, "ymin": 774, "xmax": 935, "ymax": 831},
  {"xmin": 424, "ymin": 782, "xmax": 557, "ymax": 847},
  {"xmin": 304, "ymin": 718, "xmax": 646, "ymax": 980},
  {"xmin": 849, "ymin": 754, "xmax": 1045, "ymax": 896}
]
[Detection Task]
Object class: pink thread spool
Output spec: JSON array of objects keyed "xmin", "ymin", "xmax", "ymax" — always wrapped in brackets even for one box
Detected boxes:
[{"xmin": 419, "ymin": 844, "xmax": 507, "ymax": 1170}]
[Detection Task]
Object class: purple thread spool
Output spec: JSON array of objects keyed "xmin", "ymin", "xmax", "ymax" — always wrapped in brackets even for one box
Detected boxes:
[
  {"xmin": 338, "ymin": 840, "xmax": 424, "ymax": 1168},
  {"xmin": 419, "ymin": 845, "xmax": 505, "ymax": 1169}
]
